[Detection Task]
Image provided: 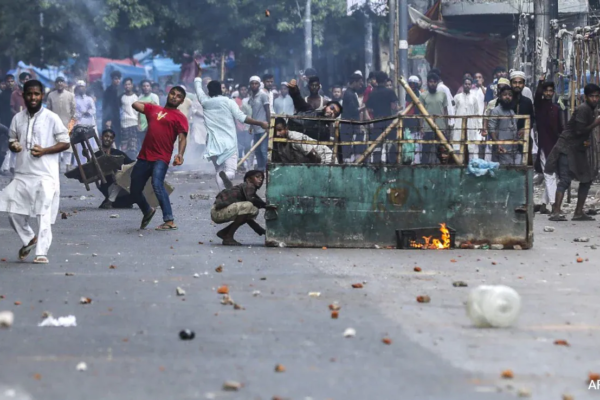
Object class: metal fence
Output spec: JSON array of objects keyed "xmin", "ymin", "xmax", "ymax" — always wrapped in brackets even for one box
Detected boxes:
[{"xmin": 239, "ymin": 113, "xmax": 531, "ymax": 167}]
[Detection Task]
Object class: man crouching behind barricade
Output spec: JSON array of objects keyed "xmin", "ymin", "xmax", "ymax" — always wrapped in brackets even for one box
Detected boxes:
[
  {"xmin": 286, "ymin": 79, "xmax": 342, "ymax": 142},
  {"xmin": 272, "ymin": 117, "xmax": 334, "ymax": 164},
  {"xmin": 211, "ymin": 170, "xmax": 276, "ymax": 246}
]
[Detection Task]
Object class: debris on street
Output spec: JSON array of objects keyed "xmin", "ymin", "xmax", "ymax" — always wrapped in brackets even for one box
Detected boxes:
[
  {"xmin": 217, "ymin": 286, "xmax": 229, "ymax": 294},
  {"xmin": 382, "ymin": 337, "xmax": 392, "ymax": 345},
  {"xmin": 0, "ymin": 311, "xmax": 14, "ymax": 328},
  {"xmin": 176, "ymin": 287, "xmax": 186, "ymax": 296},
  {"xmin": 76, "ymin": 362, "xmax": 87, "ymax": 371},
  {"xmin": 574, "ymin": 237, "xmax": 590, "ymax": 242},
  {"xmin": 467, "ymin": 285, "xmax": 521, "ymax": 328},
  {"xmin": 554, "ymin": 339, "xmax": 570, "ymax": 346},
  {"xmin": 351, "ymin": 283, "xmax": 363, "ymax": 289},
  {"xmin": 179, "ymin": 330, "xmax": 195, "ymax": 340},
  {"xmin": 274, "ymin": 364, "xmax": 286, "ymax": 373},
  {"xmin": 38, "ymin": 315, "xmax": 77, "ymax": 327},
  {"xmin": 222, "ymin": 381, "xmax": 242, "ymax": 391},
  {"xmin": 79, "ymin": 297, "xmax": 92, "ymax": 304},
  {"xmin": 308, "ymin": 292, "xmax": 321, "ymax": 297},
  {"xmin": 452, "ymin": 281, "xmax": 468, "ymax": 287},
  {"xmin": 501, "ymin": 369, "xmax": 514, "ymax": 379},
  {"xmin": 343, "ymin": 328, "xmax": 356, "ymax": 337},
  {"xmin": 416, "ymin": 295, "xmax": 431, "ymax": 303}
]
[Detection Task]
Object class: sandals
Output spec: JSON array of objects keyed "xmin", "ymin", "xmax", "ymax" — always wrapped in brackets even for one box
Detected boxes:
[
  {"xmin": 548, "ymin": 214, "xmax": 568, "ymax": 222},
  {"xmin": 140, "ymin": 208, "xmax": 156, "ymax": 230},
  {"xmin": 33, "ymin": 256, "xmax": 49, "ymax": 264},
  {"xmin": 156, "ymin": 223, "xmax": 178, "ymax": 231},
  {"xmin": 572, "ymin": 214, "xmax": 595, "ymax": 221},
  {"xmin": 222, "ymin": 239, "xmax": 242, "ymax": 246},
  {"xmin": 18, "ymin": 237, "xmax": 37, "ymax": 260}
]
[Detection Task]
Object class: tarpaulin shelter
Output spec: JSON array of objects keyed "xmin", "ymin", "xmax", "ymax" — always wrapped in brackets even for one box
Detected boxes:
[
  {"xmin": 88, "ymin": 57, "xmax": 135, "ymax": 82},
  {"xmin": 408, "ymin": 0, "xmax": 508, "ymax": 92},
  {"xmin": 146, "ymin": 57, "xmax": 181, "ymax": 82},
  {"xmin": 10, "ymin": 61, "xmax": 66, "ymax": 88},
  {"xmin": 101, "ymin": 63, "xmax": 147, "ymax": 89}
]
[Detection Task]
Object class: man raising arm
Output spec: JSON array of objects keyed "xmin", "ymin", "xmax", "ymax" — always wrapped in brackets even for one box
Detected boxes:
[
  {"xmin": 193, "ymin": 61, "xmax": 268, "ymax": 191},
  {"xmin": 129, "ymin": 86, "xmax": 188, "ymax": 232}
]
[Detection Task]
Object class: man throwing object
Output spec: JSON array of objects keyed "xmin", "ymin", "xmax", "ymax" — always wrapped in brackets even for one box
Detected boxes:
[{"xmin": 130, "ymin": 86, "xmax": 188, "ymax": 231}]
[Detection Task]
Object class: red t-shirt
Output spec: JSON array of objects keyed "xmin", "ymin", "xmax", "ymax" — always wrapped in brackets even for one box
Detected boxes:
[{"xmin": 138, "ymin": 103, "xmax": 189, "ymax": 164}]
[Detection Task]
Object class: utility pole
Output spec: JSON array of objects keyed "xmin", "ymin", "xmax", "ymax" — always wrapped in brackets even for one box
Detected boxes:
[
  {"xmin": 398, "ymin": 0, "xmax": 408, "ymax": 103},
  {"xmin": 389, "ymin": 0, "xmax": 397, "ymax": 93},
  {"xmin": 304, "ymin": 0, "xmax": 313, "ymax": 69},
  {"xmin": 365, "ymin": 5, "xmax": 373, "ymax": 78},
  {"xmin": 534, "ymin": 0, "xmax": 552, "ymax": 83}
]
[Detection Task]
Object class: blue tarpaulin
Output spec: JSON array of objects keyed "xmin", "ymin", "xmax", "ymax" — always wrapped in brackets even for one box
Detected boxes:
[
  {"xmin": 10, "ymin": 61, "xmax": 66, "ymax": 89},
  {"xmin": 101, "ymin": 63, "xmax": 148, "ymax": 89}
]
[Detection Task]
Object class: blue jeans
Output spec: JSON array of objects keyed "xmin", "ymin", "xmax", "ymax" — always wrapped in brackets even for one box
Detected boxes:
[
  {"xmin": 254, "ymin": 132, "xmax": 269, "ymax": 171},
  {"xmin": 130, "ymin": 159, "xmax": 173, "ymax": 222}
]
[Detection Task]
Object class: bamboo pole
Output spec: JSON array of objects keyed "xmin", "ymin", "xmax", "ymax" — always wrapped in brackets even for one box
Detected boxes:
[
  {"xmin": 396, "ymin": 119, "xmax": 403, "ymax": 164},
  {"xmin": 461, "ymin": 117, "xmax": 468, "ymax": 161},
  {"xmin": 273, "ymin": 138, "xmax": 527, "ymax": 146},
  {"xmin": 220, "ymin": 53, "xmax": 225, "ymax": 81},
  {"xmin": 398, "ymin": 76, "xmax": 462, "ymax": 165},
  {"xmin": 332, "ymin": 120, "xmax": 340, "ymax": 164},
  {"xmin": 354, "ymin": 103, "xmax": 413, "ymax": 164},
  {"xmin": 522, "ymin": 117, "xmax": 530, "ymax": 166},
  {"xmin": 266, "ymin": 115, "xmax": 276, "ymax": 164},
  {"xmin": 238, "ymin": 132, "xmax": 268, "ymax": 168}
]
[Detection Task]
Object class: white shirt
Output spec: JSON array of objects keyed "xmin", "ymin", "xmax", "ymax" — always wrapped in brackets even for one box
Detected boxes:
[
  {"xmin": 0, "ymin": 108, "xmax": 69, "ymax": 220},
  {"xmin": 454, "ymin": 92, "xmax": 481, "ymax": 129},
  {"xmin": 9, "ymin": 108, "xmax": 69, "ymax": 179},
  {"xmin": 453, "ymin": 92, "xmax": 482, "ymax": 151},
  {"xmin": 194, "ymin": 78, "xmax": 247, "ymax": 165},
  {"xmin": 438, "ymin": 81, "xmax": 455, "ymax": 125},
  {"xmin": 274, "ymin": 95, "xmax": 295, "ymax": 115},
  {"xmin": 522, "ymin": 87, "xmax": 533, "ymax": 102},
  {"xmin": 120, "ymin": 93, "xmax": 139, "ymax": 128},
  {"xmin": 288, "ymin": 130, "xmax": 334, "ymax": 164}
]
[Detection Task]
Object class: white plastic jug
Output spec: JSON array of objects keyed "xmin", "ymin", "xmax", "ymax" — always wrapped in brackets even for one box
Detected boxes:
[{"xmin": 466, "ymin": 285, "xmax": 521, "ymax": 328}]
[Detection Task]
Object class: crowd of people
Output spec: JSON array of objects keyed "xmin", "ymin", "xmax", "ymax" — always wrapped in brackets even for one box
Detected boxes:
[{"xmin": 0, "ymin": 59, "xmax": 598, "ymax": 258}]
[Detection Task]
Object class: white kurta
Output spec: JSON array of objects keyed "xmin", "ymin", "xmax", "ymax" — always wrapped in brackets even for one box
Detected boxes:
[
  {"xmin": 0, "ymin": 108, "xmax": 69, "ymax": 223},
  {"xmin": 453, "ymin": 92, "xmax": 482, "ymax": 156},
  {"xmin": 288, "ymin": 131, "xmax": 334, "ymax": 164}
]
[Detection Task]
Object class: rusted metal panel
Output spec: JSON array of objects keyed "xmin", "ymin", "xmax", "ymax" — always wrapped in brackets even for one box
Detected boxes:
[{"xmin": 265, "ymin": 164, "xmax": 534, "ymax": 249}]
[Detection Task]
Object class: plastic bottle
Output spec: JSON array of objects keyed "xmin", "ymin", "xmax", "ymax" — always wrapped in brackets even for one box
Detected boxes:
[{"xmin": 466, "ymin": 285, "xmax": 521, "ymax": 328}]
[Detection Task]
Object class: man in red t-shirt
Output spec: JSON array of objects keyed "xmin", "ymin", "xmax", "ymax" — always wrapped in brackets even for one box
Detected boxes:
[{"xmin": 131, "ymin": 87, "xmax": 189, "ymax": 231}]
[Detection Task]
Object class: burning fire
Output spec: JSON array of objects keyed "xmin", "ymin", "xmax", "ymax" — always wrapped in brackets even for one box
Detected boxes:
[
  {"xmin": 410, "ymin": 223, "xmax": 451, "ymax": 249},
  {"xmin": 67, "ymin": 119, "xmax": 76, "ymax": 135}
]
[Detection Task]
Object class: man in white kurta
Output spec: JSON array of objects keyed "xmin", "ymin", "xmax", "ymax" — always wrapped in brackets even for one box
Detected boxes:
[
  {"xmin": 453, "ymin": 77, "xmax": 482, "ymax": 157},
  {"xmin": 0, "ymin": 81, "xmax": 70, "ymax": 263},
  {"xmin": 193, "ymin": 62, "xmax": 268, "ymax": 191}
]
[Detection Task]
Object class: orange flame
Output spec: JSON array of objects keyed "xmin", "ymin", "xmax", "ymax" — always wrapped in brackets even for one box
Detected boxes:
[
  {"xmin": 409, "ymin": 223, "xmax": 451, "ymax": 250},
  {"xmin": 67, "ymin": 120, "xmax": 76, "ymax": 136}
]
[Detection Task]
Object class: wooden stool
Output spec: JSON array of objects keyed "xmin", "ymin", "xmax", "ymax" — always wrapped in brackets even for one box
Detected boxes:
[{"xmin": 69, "ymin": 125, "xmax": 107, "ymax": 191}]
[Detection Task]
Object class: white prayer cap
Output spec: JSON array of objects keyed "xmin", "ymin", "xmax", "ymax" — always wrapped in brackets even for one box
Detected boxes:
[
  {"xmin": 280, "ymin": 81, "xmax": 288, "ymax": 86},
  {"xmin": 249, "ymin": 76, "xmax": 261, "ymax": 83},
  {"xmin": 509, "ymin": 70, "xmax": 526, "ymax": 80},
  {"xmin": 76, "ymin": 80, "xmax": 86, "ymax": 87},
  {"xmin": 179, "ymin": 85, "xmax": 187, "ymax": 92},
  {"xmin": 408, "ymin": 75, "xmax": 420, "ymax": 83},
  {"xmin": 354, "ymin": 70, "xmax": 363, "ymax": 76}
]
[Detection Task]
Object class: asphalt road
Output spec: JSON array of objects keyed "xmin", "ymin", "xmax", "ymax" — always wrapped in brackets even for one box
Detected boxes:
[{"xmin": 0, "ymin": 166, "xmax": 599, "ymax": 400}]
